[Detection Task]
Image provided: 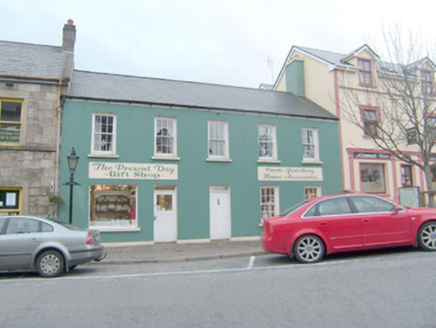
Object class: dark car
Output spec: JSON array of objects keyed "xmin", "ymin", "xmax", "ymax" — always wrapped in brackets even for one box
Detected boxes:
[
  {"xmin": 0, "ymin": 216, "xmax": 105, "ymax": 277},
  {"xmin": 261, "ymin": 193, "xmax": 436, "ymax": 263}
]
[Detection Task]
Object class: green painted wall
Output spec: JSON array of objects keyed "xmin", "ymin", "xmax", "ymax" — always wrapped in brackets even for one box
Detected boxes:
[
  {"xmin": 59, "ymin": 100, "xmax": 342, "ymax": 243},
  {"xmin": 286, "ymin": 60, "xmax": 305, "ymax": 96}
]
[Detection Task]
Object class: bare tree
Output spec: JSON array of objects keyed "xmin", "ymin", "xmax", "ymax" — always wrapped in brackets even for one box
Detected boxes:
[{"xmin": 341, "ymin": 28, "xmax": 436, "ymax": 206}]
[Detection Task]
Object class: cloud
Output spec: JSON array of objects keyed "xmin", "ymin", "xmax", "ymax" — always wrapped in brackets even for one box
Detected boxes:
[{"xmin": 1, "ymin": 0, "xmax": 435, "ymax": 88}]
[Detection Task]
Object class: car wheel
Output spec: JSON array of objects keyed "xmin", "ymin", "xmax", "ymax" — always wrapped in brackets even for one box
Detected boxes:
[
  {"xmin": 418, "ymin": 222, "xmax": 436, "ymax": 251},
  {"xmin": 294, "ymin": 235, "xmax": 325, "ymax": 263},
  {"xmin": 36, "ymin": 250, "xmax": 65, "ymax": 277}
]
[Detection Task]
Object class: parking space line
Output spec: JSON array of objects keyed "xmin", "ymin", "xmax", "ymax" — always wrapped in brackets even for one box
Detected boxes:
[{"xmin": 247, "ymin": 256, "xmax": 255, "ymax": 269}]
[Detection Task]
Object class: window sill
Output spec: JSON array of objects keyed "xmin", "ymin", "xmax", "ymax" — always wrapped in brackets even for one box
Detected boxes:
[
  {"xmin": 206, "ymin": 158, "xmax": 233, "ymax": 163},
  {"xmin": 92, "ymin": 226, "xmax": 141, "ymax": 232},
  {"xmin": 88, "ymin": 154, "xmax": 120, "ymax": 159},
  {"xmin": 258, "ymin": 159, "xmax": 281, "ymax": 164},
  {"xmin": 358, "ymin": 83, "xmax": 377, "ymax": 89},
  {"xmin": 301, "ymin": 160, "xmax": 323, "ymax": 165},
  {"xmin": 152, "ymin": 156, "xmax": 180, "ymax": 161}
]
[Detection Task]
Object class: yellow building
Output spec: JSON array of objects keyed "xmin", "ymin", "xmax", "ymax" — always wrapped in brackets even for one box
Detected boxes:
[{"xmin": 275, "ymin": 45, "xmax": 436, "ymax": 204}]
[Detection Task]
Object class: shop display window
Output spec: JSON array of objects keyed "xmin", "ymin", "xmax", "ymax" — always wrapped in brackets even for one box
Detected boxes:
[
  {"xmin": 90, "ymin": 185, "xmax": 137, "ymax": 229},
  {"xmin": 360, "ymin": 163, "xmax": 386, "ymax": 193}
]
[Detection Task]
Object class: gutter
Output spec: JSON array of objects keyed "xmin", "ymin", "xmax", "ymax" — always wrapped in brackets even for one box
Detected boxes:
[
  {"xmin": 0, "ymin": 75, "xmax": 67, "ymax": 86},
  {"xmin": 64, "ymin": 96, "xmax": 339, "ymax": 122}
]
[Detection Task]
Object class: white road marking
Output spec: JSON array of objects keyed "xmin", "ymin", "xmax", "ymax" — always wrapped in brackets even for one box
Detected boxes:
[
  {"xmin": 247, "ymin": 256, "xmax": 255, "ymax": 269},
  {"xmin": 0, "ymin": 256, "xmax": 259, "ymax": 282},
  {"xmin": 2, "ymin": 252, "xmax": 433, "ymax": 283}
]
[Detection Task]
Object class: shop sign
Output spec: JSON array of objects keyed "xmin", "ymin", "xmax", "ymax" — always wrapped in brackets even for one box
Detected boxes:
[
  {"xmin": 258, "ymin": 167, "xmax": 323, "ymax": 181},
  {"xmin": 0, "ymin": 129, "xmax": 20, "ymax": 143},
  {"xmin": 89, "ymin": 162, "xmax": 178, "ymax": 180},
  {"xmin": 353, "ymin": 152, "xmax": 390, "ymax": 160}
]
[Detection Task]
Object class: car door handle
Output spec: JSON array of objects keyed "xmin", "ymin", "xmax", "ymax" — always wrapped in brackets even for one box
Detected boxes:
[
  {"xmin": 362, "ymin": 219, "xmax": 370, "ymax": 223},
  {"xmin": 320, "ymin": 222, "xmax": 328, "ymax": 226},
  {"xmin": 31, "ymin": 238, "xmax": 39, "ymax": 243}
]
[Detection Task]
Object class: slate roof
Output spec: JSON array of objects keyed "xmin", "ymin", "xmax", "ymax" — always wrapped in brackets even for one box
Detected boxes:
[
  {"xmin": 295, "ymin": 45, "xmax": 435, "ymax": 76},
  {"xmin": 0, "ymin": 41, "xmax": 68, "ymax": 80},
  {"xmin": 297, "ymin": 46, "xmax": 355, "ymax": 68},
  {"xmin": 67, "ymin": 70, "xmax": 338, "ymax": 120}
]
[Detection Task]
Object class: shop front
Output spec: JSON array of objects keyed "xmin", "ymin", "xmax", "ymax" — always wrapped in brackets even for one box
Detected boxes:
[
  {"xmin": 59, "ymin": 71, "xmax": 343, "ymax": 244},
  {"xmin": 347, "ymin": 149, "xmax": 424, "ymax": 203}
]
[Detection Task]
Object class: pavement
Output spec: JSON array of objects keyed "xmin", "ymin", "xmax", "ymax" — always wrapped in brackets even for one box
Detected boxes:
[{"xmin": 100, "ymin": 239, "xmax": 267, "ymax": 264}]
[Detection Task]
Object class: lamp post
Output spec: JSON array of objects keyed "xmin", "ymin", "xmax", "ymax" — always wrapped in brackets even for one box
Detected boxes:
[{"xmin": 63, "ymin": 147, "xmax": 80, "ymax": 224}]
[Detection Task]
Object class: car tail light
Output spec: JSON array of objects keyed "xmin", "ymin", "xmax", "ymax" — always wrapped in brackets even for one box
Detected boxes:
[
  {"xmin": 86, "ymin": 231, "xmax": 94, "ymax": 245},
  {"xmin": 262, "ymin": 221, "xmax": 273, "ymax": 235}
]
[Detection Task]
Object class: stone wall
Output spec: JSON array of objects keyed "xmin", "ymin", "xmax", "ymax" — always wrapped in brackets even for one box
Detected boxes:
[{"xmin": 0, "ymin": 81, "xmax": 61, "ymax": 216}]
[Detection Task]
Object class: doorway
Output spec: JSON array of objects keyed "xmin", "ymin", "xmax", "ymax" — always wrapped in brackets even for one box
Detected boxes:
[
  {"xmin": 154, "ymin": 186, "xmax": 177, "ymax": 242},
  {"xmin": 209, "ymin": 186, "xmax": 231, "ymax": 240}
]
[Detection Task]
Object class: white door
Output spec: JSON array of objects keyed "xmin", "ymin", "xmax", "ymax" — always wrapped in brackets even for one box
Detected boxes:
[
  {"xmin": 210, "ymin": 186, "xmax": 231, "ymax": 240},
  {"xmin": 154, "ymin": 188, "xmax": 177, "ymax": 242}
]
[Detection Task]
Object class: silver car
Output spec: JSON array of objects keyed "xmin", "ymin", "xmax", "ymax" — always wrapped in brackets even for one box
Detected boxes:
[{"xmin": 0, "ymin": 216, "xmax": 105, "ymax": 277}]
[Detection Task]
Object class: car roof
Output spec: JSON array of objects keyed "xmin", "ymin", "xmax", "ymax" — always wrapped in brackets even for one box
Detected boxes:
[
  {"xmin": 308, "ymin": 192, "xmax": 374, "ymax": 203},
  {"xmin": 2, "ymin": 215, "xmax": 63, "ymax": 226}
]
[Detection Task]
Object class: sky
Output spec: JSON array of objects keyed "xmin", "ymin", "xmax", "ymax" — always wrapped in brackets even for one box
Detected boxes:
[{"xmin": 1, "ymin": 0, "xmax": 435, "ymax": 88}]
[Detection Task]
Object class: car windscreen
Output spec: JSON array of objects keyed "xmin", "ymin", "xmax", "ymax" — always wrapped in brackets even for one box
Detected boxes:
[{"xmin": 279, "ymin": 200, "xmax": 309, "ymax": 216}]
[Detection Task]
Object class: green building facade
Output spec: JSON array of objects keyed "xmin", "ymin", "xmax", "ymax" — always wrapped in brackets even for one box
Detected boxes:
[{"xmin": 59, "ymin": 70, "xmax": 343, "ymax": 243}]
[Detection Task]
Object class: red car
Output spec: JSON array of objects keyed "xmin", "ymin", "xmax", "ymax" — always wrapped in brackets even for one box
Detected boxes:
[{"xmin": 261, "ymin": 193, "xmax": 436, "ymax": 263}]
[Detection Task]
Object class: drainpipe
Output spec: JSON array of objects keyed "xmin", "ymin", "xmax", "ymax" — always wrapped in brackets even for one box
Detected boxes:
[
  {"xmin": 333, "ymin": 69, "xmax": 347, "ymax": 193},
  {"xmin": 54, "ymin": 90, "xmax": 64, "ymax": 195}
]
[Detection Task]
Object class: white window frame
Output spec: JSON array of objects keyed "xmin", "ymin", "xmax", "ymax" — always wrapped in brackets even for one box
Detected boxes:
[
  {"xmin": 91, "ymin": 113, "xmax": 117, "ymax": 156},
  {"xmin": 260, "ymin": 186, "xmax": 279, "ymax": 219},
  {"xmin": 208, "ymin": 120, "xmax": 229, "ymax": 160},
  {"xmin": 154, "ymin": 117, "xmax": 177, "ymax": 158},
  {"xmin": 258, "ymin": 124, "xmax": 277, "ymax": 161},
  {"xmin": 304, "ymin": 186, "xmax": 321, "ymax": 200},
  {"xmin": 302, "ymin": 127, "xmax": 319, "ymax": 162}
]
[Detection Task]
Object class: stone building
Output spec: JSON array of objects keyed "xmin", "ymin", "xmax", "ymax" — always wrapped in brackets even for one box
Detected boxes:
[{"xmin": 0, "ymin": 20, "xmax": 76, "ymax": 216}]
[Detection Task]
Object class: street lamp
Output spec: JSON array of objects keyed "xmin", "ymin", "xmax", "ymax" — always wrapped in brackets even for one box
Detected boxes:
[{"xmin": 63, "ymin": 147, "xmax": 80, "ymax": 224}]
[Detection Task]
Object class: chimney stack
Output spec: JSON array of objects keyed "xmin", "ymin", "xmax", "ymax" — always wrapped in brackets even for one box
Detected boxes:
[
  {"xmin": 61, "ymin": 19, "xmax": 76, "ymax": 93},
  {"xmin": 62, "ymin": 19, "xmax": 76, "ymax": 52}
]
